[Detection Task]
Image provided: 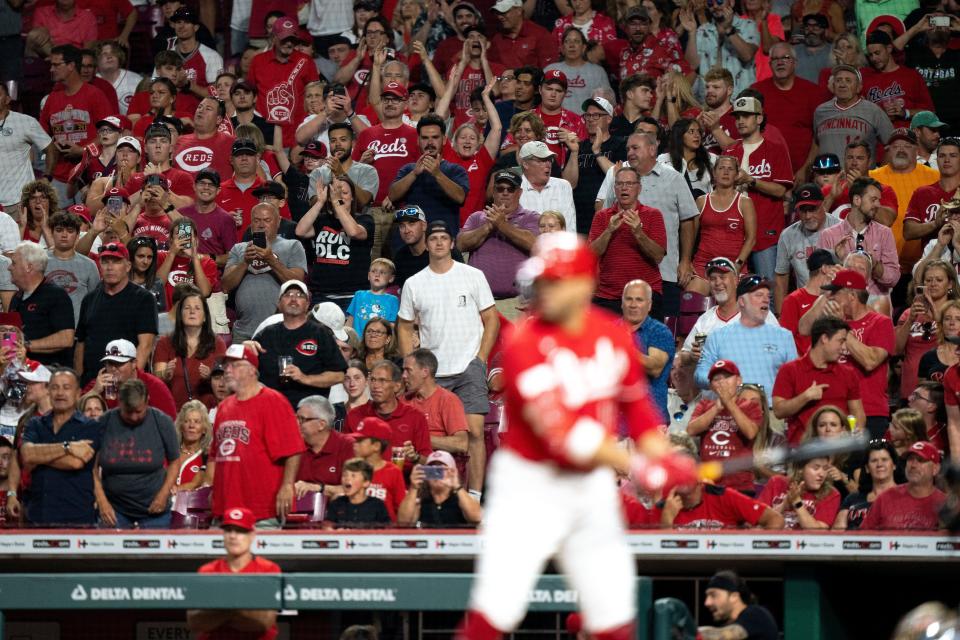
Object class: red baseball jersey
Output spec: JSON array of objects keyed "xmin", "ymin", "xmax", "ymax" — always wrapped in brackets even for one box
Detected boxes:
[
  {"xmin": 40, "ymin": 84, "xmax": 112, "ymax": 182},
  {"xmin": 861, "ymin": 66, "xmax": 934, "ymax": 129},
  {"xmin": 533, "ymin": 106, "xmax": 586, "ymax": 168},
  {"xmin": 500, "ymin": 307, "xmax": 661, "ymax": 469},
  {"xmin": 368, "ymin": 462, "xmax": 406, "ymax": 522},
  {"xmin": 726, "ymin": 137, "xmax": 794, "ymax": 251},
  {"xmin": 247, "ymin": 50, "xmax": 320, "ymax": 149},
  {"xmin": 690, "ymin": 397, "xmax": 762, "ymax": 493},
  {"xmin": 352, "ymin": 123, "xmax": 421, "ymax": 202},
  {"xmin": 210, "ymin": 386, "xmax": 305, "ymax": 521},
  {"xmin": 905, "ymin": 182, "xmax": 958, "ymax": 247}
]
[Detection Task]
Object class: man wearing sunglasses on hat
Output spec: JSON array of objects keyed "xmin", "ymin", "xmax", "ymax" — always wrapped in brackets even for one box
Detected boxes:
[{"xmin": 391, "ymin": 206, "xmax": 464, "ymax": 290}]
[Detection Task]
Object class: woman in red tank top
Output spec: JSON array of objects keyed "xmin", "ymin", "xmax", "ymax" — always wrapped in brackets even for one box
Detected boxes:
[{"xmin": 683, "ymin": 155, "xmax": 756, "ymax": 295}]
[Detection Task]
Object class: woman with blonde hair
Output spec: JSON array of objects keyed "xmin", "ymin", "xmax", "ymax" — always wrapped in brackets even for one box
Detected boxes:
[
  {"xmin": 657, "ymin": 71, "xmax": 703, "ymax": 126},
  {"xmin": 173, "ymin": 399, "xmax": 213, "ymax": 491},
  {"xmin": 539, "ymin": 211, "xmax": 566, "ymax": 234},
  {"xmin": 887, "ymin": 407, "xmax": 927, "ymax": 461},
  {"xmin": 801, "ymin": 405, "xmax": 859, "ymax": 497},
  {"xmin": 819, "ymin": 34, "xmax": 866, "ymax": 89},
  {"xmin": 918, "ymin": 300, "xmax": 960, "ymax": 382}
]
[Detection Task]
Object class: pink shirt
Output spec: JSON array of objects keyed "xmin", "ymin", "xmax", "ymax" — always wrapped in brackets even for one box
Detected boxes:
[
  {"xmin": 816, "ymin": 220, "xmax": 900, "ymax": 295},
  {"xmin": 33, "ymin": 5, "xmax": 98, "ymax": 47}
]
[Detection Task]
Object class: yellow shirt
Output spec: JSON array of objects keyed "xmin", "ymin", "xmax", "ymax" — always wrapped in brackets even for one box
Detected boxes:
[{"xmin": 869, "ymin": 163, "xmax": 940, "ymax": 268}]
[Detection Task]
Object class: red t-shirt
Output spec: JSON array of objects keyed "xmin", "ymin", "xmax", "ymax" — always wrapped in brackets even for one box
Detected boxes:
[
  {"xmin": 905, "ymin": 182, "xmax": 958, "ymax": 247},
  {"xmin": 217, "ymin": 176, "xmax": 264, "ymax": 241},
  {"xmin": 210, "ymin": 386, "xmax": 305, "ymax": 521},
  {"xmin": 943, "ymin": 363, "xmax": 960, "ymax": 409},
  {"xmin": 690, "ymin": 397, "xmax": 762, "ymax": 493},
  {"xmin": 79, "ymin": 0, "xmax": 133, "ymax": 39},
  {"xmin": 352, "ymin": 123, "xmax": 421, "ymax": 202},
  {"xmin": 500, "ymin": 307, "xmax": 661, "ymax": 468},
  {"xmin": 82, "ymin": 369, "xmax": 177, "ymax": 418},
  {"xmin": 156, "ymin": 251, "xmax": 221, "ymax": 307},
  {"xmin": 405, "ymin": 386, "xmax": 469, "ymax": 437},
  {"xmin": 758, "ymin": 474, "xmax": 841, "ymax": 529},
  {"xmin": 588, "ymin": 205, "xmax": 667, "ymax": 298},
  {"xmin": 658, "ymin": 484, "xmax": 769, "ymax": 529},
  {"xmin": 726, "ymin": 137, "xmax": 793, "ymax": 251},
  {"xmin": 153, "ymin": 334, "xmax": 226, "ymax": 409},
  {"xmin": 296, "ymin": 430, "xmax": 354, "ymax": 487},
  {"xmin": 772, "ymin": 353, "xmax": 862, "ymax": 445},
  {"xmin": 779, "ymin": 287, "xmax": 819, "ymax": 355},
  {"xmin": 752, "ymin": 77, "xmax": 830, "ymax": 173},
  {"xmin": 344, "ymin": 401, "xmax": 433, "ymax": 460},
  {"xmin": 247, "ymin": 50, "xmax": 320, "ymax": 149},
  {"xmin": 174, "ymin": 131, "xmax": 236, "ymax": 178},
  {"xmin": 533, "ymin": 106, "xmax": 586, "ymax": 168},
  {"xmin": 368, "ymin": 462, "xmax": 406, "ymax": 522},
  {"xmin": 449, "ymin": 63, "xmax": 505, "ymax": 126},
  {"xmin": 860, "ymin": 484, "xmax": 945, "ymax": 530},
  {"xmin": 443, "ymin": 145, "xmax": 494, "ymax": 226},
  {"xmin": 40, "ymin": 84, "xmax": 112, "ymax": 182},
  {"xmin": 841, "ymin": 311, "xmax": 895, "ymax": 417},
  {"xmin": 860, "ymin": 66, "xmax": 935, "ymax": 129},
  {"xmin": 621, "ymin": 491, "xmax": 656, "ymax": 528},
  {"xmin": 825, "ymin": 181, "xmax": 900, "ymax": 212},
  {"xmin": 897, "ymin": 308, "xmax": 939, "ymax": 400},
  {"xmin": 133, "ymin": 211, "xmax": 174, "ymax": 250},
  {"xmin": 197, "ymin": 556, "xmax": 280, "ymax": 640},
  {"xmin": 488, "ymin": 20, "xmax": 556, "ymax": 70}
]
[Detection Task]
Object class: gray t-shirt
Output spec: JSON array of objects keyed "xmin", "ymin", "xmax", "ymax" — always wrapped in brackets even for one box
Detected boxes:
[
  {"xmin": 775, "ymin": 213, "xmax": 842, "ymax": 286},
  {"xmin": 307, "ymin": 161, "xmax": 380, "ymax": 203},
  {"xmin": 544, "ymin": 61, "xmax": 613, "ymax": 115},
  {"xmin": 814, "ymin": 97, "xmax": 894, "ymax": 160},
  {"xmin": 44, "ymin": 251, "xmax": 102, "ymax": 326},
  {"xmin": 98, "ymin": 407, "xmax": 179, "ymax": 520},
  {"xmin": 794, "ymin": 45, "xmax": 833, "ymax": 84},
  {"xmin": 226, "ymin": 237, "xmax": 308, "ymax": 340}
]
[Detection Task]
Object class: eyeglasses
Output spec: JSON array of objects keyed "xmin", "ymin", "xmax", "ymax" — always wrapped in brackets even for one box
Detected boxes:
[
  {"xmin": 615, "ymin": 181, "xmax": 639, "ymax": 188},
  {"xmin": 281, "ymin": 289, "xmax": 308, "ymax": 298},
  {"xmin": 296, "ymin": 415, "xmax": 322, "ymax": 424},
  {"xmin": 495, "ymin": 185, "xmax": 518, "ymax": 193},
  {"xmin": 583, "ymin": 112, "xmax": 608, "ymax": 120},
  {"xmin": 770, "ymin": 55, "xmax": 794, "ymax": 62},
  {"xmin": 366, "ymin": 329, "xmax": 389, "ymax": 336},
  {"xmin": 49, "ymin": 61, "xmax": 67, "ymax": 67},
  {"xmin": 909, "ymin": 391, "xmax": 931, "ymax": 402}
]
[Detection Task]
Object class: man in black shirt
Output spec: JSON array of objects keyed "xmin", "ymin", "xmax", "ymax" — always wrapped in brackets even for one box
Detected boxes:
[
  {"xmin": 9, "ymin": 242, "xmax": 75, "ymax": 366},
  {"xmin": 251, "ymin": 279, "xmax": 346, "ymax": 407},
  {"xmin": 75, "ymin": 242, "xmax": 158, "ymax": 385},
  {"xmin": 571, "ymin": 97, "xmax": 627, "ymax": 234},
  {"xmin": 390, "ymin": 206, "xmax": 463, "ymax": 290},
  {"xmin": 230, "ymin": 80, "xmax": 278, "ymax": 144},
  {"xmin": 700, "ymin": 570, "xmax": 779, "ymax": 640}
]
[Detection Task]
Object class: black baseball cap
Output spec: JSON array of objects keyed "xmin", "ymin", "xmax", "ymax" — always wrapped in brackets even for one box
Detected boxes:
[
  {"xmin": 806, "ymin": 248, "xmax": 835, "ymax": 273},
  {"xmin": 230, "ymin": 80, "xmax": 257, "ymax": 96},
  {"xmin": 231, "ymin": 138, "xmax": 258, "ymax": 156},
  {"xmin": 154, "ymin": 115, "xmax": 183, "ymax": 134},
  {"xmin": 170, "ymin": 6, "xmax": 199, "ymax": 23},
  {"xmin": 812, "ymin": 153, "xmax": 841, "ymax": 174},
  {"xmin": 145, "ymin": 122, "xmax": 172, "ymax": 140},
  {"xmin": 196, "ymin": 168, "xmax": 221, "ymax": 186},
  {"xmin": 736, "ymin": 274, "xmax": 771, "ymax": 298},
  {"xmin": 252, "ymin": 181, "xmax": 286, "ymax": 199},
  {"xmin": 493, "ymin": 170, "xmax": 522, "ymax": 187},
  {"xmin": 426, "ymin": 220, "xmax": 452, "ymax": 238},
  {"xmin": 794, "ymin": 183, "xmax": 824, "ymax": 208}
]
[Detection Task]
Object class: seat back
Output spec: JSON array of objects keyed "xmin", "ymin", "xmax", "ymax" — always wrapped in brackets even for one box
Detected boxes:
[
  {"xmin": 679, "ymin": 292, "xmax": 711, "ymax": 315},
  {"xmin": 170, "ymin": 487, "xmax": 213, "ymax": 530},
  {"xmin": 283, "ymin": 492, "xmax": 327, "ymax": 527}
]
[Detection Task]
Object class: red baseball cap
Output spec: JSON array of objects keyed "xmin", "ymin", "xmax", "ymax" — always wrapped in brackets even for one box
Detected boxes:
[
  {"xmin": 351, "ymin": 416, "xmax": 393, "ymax": 442},
  {"xmin": 67, "ymin": 203, "xmax": 92, "ymax": 223},
  {"xmin": 708, "ymin": 360, "xmax": 740, "ymax": 379},
  {"xmin": 224, "ymin": 343, "xmax": 260, "ymax": 368},
  {"xmin": 904, "ymin": 440, "xmax": 941, "ymax": 464},
  {"xmin": 820, "ymin": 269, "xmax": 867, "ymax": 292},
  {"xmin": 382, "ymin": 82, "xmax": 408, "ymax": 100},
  {"xmin": 98, "ymin": 242, "xmax": 130, "ymax": 261},
  {"xmin": 520, "ymin": 233, "xmax": 596, "ymax": 281},
  {"xmin": 0, "ymin": 312, "xmax": 22, "ymax": 328},
  {"xmin": 101, "ymin": 186, "xmax": 130, "ymax": 204},
  {"xmin": 272, "ymin": 15, "xmax": 300, "ymax": 41},
  {"xmin": 543, "ymin": 69, "xmax": 568, "ymax": 89},
  {"xmin": 221, "ymin": 506, "xmax": 256, "ymax": 531}
]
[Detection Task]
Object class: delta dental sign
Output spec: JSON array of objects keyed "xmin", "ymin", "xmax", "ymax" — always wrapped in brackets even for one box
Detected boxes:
[{"xmin": 70, "ymin": 585, "xmax": 187, "ymax": 602}]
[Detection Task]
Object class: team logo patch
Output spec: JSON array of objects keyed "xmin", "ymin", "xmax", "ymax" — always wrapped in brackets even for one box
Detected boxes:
[
  {"xmin": 219, "ymin": 438, "xmax": 236, "ymax": 456},
  {"xmin": 296, "ymin": 340, "xmax": 318, "ymax": 356},
  {"xmin": 175, "ymin": 146, "xmax": 214, "ymax": 171},
  {"xmin": 229, "ymin": 508, "xmax": 244, "ymax": 520}
]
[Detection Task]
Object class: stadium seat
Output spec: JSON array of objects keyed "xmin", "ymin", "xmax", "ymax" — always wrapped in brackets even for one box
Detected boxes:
[
  {"xmin": 652, "ymin": 597, "xmax": 697, "ymax": 640},
  {"xmin": 675, "ymin": 292, "xmax": 711, "ymax": 337},
  {"xmin": 283, "ymin": 492, "xmax": 327, "ymax": 527},
  {"xmin": 170, "ymin": 486, "xmax": 213, "ymax": 530}
]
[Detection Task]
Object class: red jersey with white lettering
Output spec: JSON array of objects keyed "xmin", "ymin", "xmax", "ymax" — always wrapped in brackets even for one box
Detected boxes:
[
  {"xmin": 779, "ymin": 287, "xmax": 818, "ymax": 354},
  {"xmin": 352, "ymin": 123, "xmax": 421, "ymax": 202},
  {"xmin": 247, "ymin": 49, "xmax": 320, "ymax": 149},
  {"xmin": 533, "ymin": 106, "xmax": 586, "ymax": 168},
  {"xmin": 905, "ymin": 182, "xmax": 957, "ymax": 246},
  {"xmin": 156, "ymin": 251, "xmax": 220, "ymax": 307},
  {"xmin": 449, "ymin": 62, "xmax": 506, "ymax": 126},
  {"xmin": 693, "ymin": 191, "xmax": 749, "ymax": 276},
  {"xmin": 860, "ymin": 484, "xmax": 945, "ymax": 530},
  {"xmin": 174, "ymin": 131, "xmax": 236, "ymax": 178},
  {"xmin": 758, "ymin": 475, "xmax": 841, "ymax": 529},
  {"xmin": 772, "ymin": 353, "xmax": 862, "ymax": 445},
  {"xmin": 726, "ymin": 137, "xmax": 793, "ymax": 251},
  {"xmin": 40, "ymin": 84, "xmax": 112, "ymax": 183},
  {"xmin": 368, "ymin": 462, "xmax": 406, "ymax": 522},
  {"xmin": 839, "ymin": 310, "xmax": 895, "ymax": 417},
  {"xmin": 860, "ymin": 66, "xmax": 934, "ymax": 129},
  {"xmin": 500, "ymin": 307, "xmax": 661, "ymax": 469},
  {"xmin": 133, "ymin": 211, "xmax": 174, "ymax": 250},
  {"xmin": 690, "ymin": 397, "xmax": 761, "ymax": 493},
  {"xmin": 209, "ymin": 386, "xmax": 304, "ymax": 521},
  {"xmin": 655, "ymin": 484, "xmax": 769, "ymax": 529},
  {"xmin": 197, "ymin": 556, "xmax": 280, "ymax": 640},
  {"xmin": 443, "ymin": 145, "xmax": 494, "ymax": 225}
]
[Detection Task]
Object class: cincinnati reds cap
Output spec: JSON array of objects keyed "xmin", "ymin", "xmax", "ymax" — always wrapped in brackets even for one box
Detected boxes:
[
  {"xmin": 708, "ymin": 360, "xmax": 740, "ymax": 379},
  {"xmin": 221, "ymin": 506, "xmax": 256, "ymax": 531}
]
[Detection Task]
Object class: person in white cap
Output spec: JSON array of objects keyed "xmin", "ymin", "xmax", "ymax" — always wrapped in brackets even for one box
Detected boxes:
[
  {"xmin": 517, "ymin": 140, "xmax": 576, "ymax": 232},
  {"xmin": 397, "ymin": 449, "xmax": 482, "ymax": 527},
  {"xmin": 246, "ymin": 279, "xmax": 347, "ymax": 408},
  {"xmin": 85, "ymin": 338, "xmax": 177, "ymax": 418},
  {"xmin": 567, "ymin": 96, "xmax": 625, "ymax": 234},
  {"xmin": 84, "ymin": 135, "xmax": 142, "ymax": 216}
]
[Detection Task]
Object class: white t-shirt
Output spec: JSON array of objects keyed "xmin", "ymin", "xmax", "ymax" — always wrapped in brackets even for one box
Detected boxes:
[
  {"xmin": 519, "ymin": 176, "xmax": 575, "ymax": 232},
  {"xmin": 101, "ymin": 69, "xmax": 143, "ymax": 115},
  {"xmin": 0, "ymin": 112, "xmax": 52, "ymax": 207},
  {"xmin": 398, "ymin": 261, "xmax": 495, "ymax": 377}
]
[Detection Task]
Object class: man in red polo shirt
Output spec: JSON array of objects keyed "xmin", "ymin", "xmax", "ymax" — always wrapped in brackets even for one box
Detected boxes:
[
  {"xmin": 772, "ymin": 315, "xmax": 865, "ymax": 445},
  {"xmin": 344, "ymin": 360, "xmax": 432, "ymax": 465},
  {"xmin": 533, "ymin": 70, "xmax": 586, "ymax": 167},
  {"xmin": 174, "ymin": 96, "xmax": 236, "ymax": 178},
  {"xmin": 588, "ymin": 164, "xmax": 667, "ymax": 317},
  {"xmin": 247, "ymin": 16, "xmax": 320, "ymax": 150},
  {"xmin": 488, "ymin": 0, "xmax": 555, "ymax": 70},
  {"xmin": 861, "ymin": 441, "xmax": 945, "ymax": 530},
  {"xmin": 293, "ymin": 395, "xmax": 353, "ymax": 498},
  {"xmin": 187, "ymin": 506, "xmax": 280, "ymax": 639}
]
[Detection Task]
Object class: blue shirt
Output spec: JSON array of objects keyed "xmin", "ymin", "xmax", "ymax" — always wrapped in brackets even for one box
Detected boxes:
[
  {"xmin": 393, "ymin": 160, "xmax": 470, "ymax": 234},
  {"xmin": 695, "ymin": 319, "xmax": 798, "ymax": 399},
  {"xmin": 346, "ymin": 289, "xmax": 400, "ymax": 335},
  {"xmin": 635, "ymin": 316, "xmax": 675, "ymax": 423},
  {"xmin": 22, "ymin": 411, "xmax": 101, "ymax": 526}
]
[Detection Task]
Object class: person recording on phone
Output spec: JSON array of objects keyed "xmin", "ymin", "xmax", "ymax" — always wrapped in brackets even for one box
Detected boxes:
[
  {"xmin": 397, "ymin": 450, "xmax": 482, "ymax": 528},
  {"xmin": 85, "ymin": 338, "xmax": 177, "ymax": 418},
  {"xmin": 245, "ymin": 279, "xmax": 346, "ymax": 408},
  {"xmin": 123, "ymin": 174, "xmax": 184, "ymax": 252},
  {"xmin": 155, "ymin": 218, "xmax": 219, "ymax": 308}
]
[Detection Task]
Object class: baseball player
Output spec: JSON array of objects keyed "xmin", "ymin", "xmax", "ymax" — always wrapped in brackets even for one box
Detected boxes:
[{"xmin": 457, "ymin": 233, "xmax": 698, "ymax": 640}]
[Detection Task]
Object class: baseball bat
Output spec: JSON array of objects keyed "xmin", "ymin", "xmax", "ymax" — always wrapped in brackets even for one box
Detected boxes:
[{"xmin": 698, "ymin": 432, "xmax": 870, "ymax": 481}]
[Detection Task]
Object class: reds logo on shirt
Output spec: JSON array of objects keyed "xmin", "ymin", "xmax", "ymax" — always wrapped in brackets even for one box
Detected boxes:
[
  {"xmin": 175, "ymin": 146, "xmax": 215, "ymax": 171},
  {"xmin": 296, "ymin": 340, "xmax": 318, "ymax": 356},
  {"xmin": 265, "ymin": 58, "xmax": 307, "ymax": 125},
  {"xmin": 354, "ymin": 69, "xmax": 370, "ymax": 86},
  {"xmin": 367, "ymin": 138, "xmax": 409, "ymax": 159},
  {"xmin": 45, "ymin": 270, "xmax": 80, "ymax": 294},
  {"xmin": 746, "ymin": 158, "xmax": 773, "ymax": 180},
  {"xmin": 518, "ymin": 336, "xmax": 630, "ymax": 409},
  {"xmin": 924, "ymin": 202, "xmax": 940, "ymax": 222},
  {"xmin": 168, "ymin": 269, "xmax": 194, "ymax": 286},
  {"xmin": 866, "ymin": 81, "xmax": 904, "ymax": 103}
]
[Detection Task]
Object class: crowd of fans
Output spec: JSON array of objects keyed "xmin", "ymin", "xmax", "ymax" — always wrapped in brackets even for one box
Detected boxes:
[{"xmin": 0, "ymin": 0, "xmax": 954, "ymax": 533}]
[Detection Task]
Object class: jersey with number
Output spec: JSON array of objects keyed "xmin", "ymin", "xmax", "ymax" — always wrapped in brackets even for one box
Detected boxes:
[{"xmin": 500, "ymin": 307, "xmax": 661, "ymax": 469}]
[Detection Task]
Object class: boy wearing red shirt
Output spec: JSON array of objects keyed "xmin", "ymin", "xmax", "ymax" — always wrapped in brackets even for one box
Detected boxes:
[
  {"xmin": 188, "ymin": 506, "xmax": 279, "ymax": 640},
  {"xmin": 349, "ymin": 416, "xmax": 406, "ymax": 522},
  {"xmin": 862, "ymin": 30, "xmax": 934, "ymax": 130},
  {"xmin": 533, "ymin": 70, "xmax": 586, "ymax": 167}
]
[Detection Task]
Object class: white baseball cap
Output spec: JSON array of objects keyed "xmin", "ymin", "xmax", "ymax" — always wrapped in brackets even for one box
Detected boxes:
[
  {"xmin": 278, "ymin": 279, "xmax": 309, "ymax": 299},
  {"xmin": 116, "ymin": 136, "xmax": 142, "ymax": 154},
  {"xmin": 312, "ymin": 302, "xmax": 348, "ymax": 342},
  {"xmin": 582, "ymin": 96, "xmax": 614, "ymax": 117},
  {"xmin": 19, "ymin": 362, "xmax": 51, "ymax": 383},
  {"xmin": 519, "ymin": 140, "xmax": 556, "ymax": 160},
  {"xmin": 101, "ymin": 339, "xmax": 137, "ymax": 363},
  {"xmin": 492, "ymin": 0, "xmax": 521, "ymax": 12}
]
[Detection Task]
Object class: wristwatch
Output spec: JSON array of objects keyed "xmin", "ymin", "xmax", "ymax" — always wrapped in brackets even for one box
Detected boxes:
[
  {"xmin": 62, "ymin": 441, "xmax": 70, "ymax": 452},
  {"xmin": 5, "ymin": 490, "xmax": 16, "ymax": 498}
]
